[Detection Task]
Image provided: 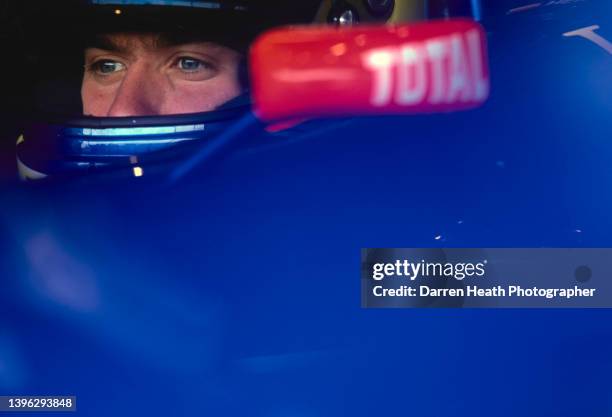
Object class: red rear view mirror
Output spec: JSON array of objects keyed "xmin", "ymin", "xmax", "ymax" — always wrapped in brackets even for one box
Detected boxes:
[{"xmin": 250, "ymin": 19, "xmax": 489, "ymax": 123}]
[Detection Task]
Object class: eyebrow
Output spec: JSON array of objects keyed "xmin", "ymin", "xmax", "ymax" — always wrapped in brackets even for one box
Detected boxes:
[
  {"xmin": 87, "ymin": 35, "xmax": 127, "ymax": 53},
  {"xmin": 86, "ymin": 33, "xmax": 216, "ymax": 52}
]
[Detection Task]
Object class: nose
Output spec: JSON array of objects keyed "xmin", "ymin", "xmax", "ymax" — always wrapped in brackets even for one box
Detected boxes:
[{"xmin": 107, "ymin": 63, "xmax": 164, "ymax": 117}]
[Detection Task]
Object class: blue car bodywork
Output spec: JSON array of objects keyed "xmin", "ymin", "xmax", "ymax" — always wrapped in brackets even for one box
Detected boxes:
[{"xmin": 1, "ymin": 1, "xmax": 612, "ymax": 415}]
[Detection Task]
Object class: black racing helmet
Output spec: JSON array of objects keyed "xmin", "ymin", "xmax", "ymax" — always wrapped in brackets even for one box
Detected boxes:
[{"xmin": 11, "ymin": 0, "xmax": 478, "ymax": 181}]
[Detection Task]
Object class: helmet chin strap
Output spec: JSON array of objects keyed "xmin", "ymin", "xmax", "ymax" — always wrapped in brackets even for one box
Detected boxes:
[{"xmin": 165, "ymin": 111, "xmax": 260, "ymax": 185}]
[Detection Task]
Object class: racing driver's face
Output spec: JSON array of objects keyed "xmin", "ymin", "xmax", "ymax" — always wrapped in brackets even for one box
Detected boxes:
[{"xmin": 82, "ymin": 33, "xmax": 243, "ymax": 117}]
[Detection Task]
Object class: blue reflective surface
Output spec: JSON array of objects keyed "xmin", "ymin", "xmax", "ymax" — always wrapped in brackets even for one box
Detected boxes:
[{"xmin": 1, "ymin": 1, "xmax": 612, "ymax": 416}]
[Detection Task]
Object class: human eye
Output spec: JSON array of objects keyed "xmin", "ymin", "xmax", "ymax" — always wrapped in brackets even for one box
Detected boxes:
[
  {"xmin": 170, "ymin": 55, "xmax": 219, "ymax": 81},
  {"xmin": 89, "ymin": 59, "xmax": 126, "ymax": 76},
  {"xmin": 178, "ymin": 57, "xmax": 204, "ymax": 72}
]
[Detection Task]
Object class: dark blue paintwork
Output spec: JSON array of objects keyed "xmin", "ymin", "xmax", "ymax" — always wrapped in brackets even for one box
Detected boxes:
[{"xmin": 1, "ymin": 1, "xmax": 611, "ymax": 416}]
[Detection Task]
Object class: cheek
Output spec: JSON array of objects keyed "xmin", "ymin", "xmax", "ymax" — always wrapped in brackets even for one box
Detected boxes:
[
  {"xmin": 81, "ymin": 79, "xmax": 114, "ymax": 116},
  {"xmin": 164, "ymin": 75, "xmax": 243, "ymax": 114}
]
